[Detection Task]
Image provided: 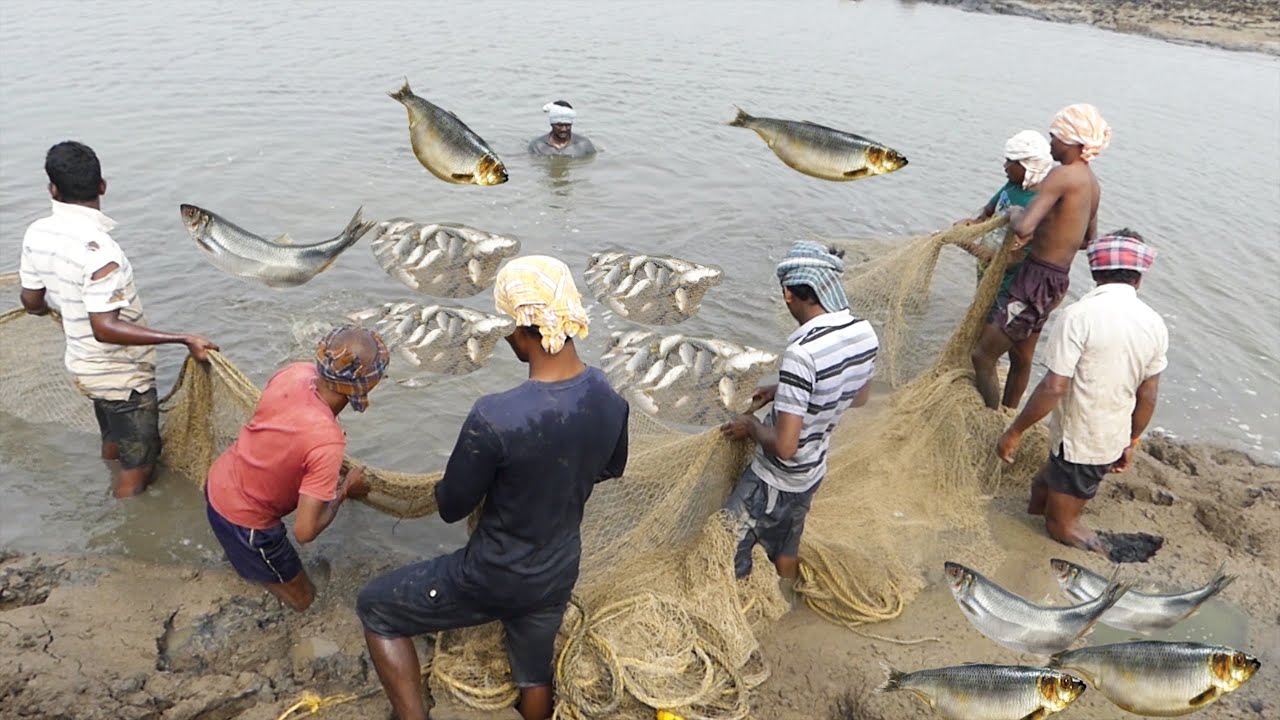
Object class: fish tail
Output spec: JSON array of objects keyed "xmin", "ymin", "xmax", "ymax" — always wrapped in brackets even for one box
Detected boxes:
[
  {"xmin": 1204, "ymin": 561, "xmax": 1238, "ymax": 598},
  {"xmin": 1046, "ymin": 651, "xmax": 1065, "ymax": 669},
  {"xmin": 873, "ymin": 662, "xmax": 905, "ymax": 693},
  {"xmin": 341, "ymin": 206, "xmax": 378, "ymax": 245},
  {"xmin": 1095, "ymin": 578, "xmax": 1135, "ymax": 614},
  {"xmin": 725, "ymin": 104, "xmax": 753, "ymax": 127},
  {"xmin": 387, "ymin": 76, "xmax": 413, "ymax": 102}
]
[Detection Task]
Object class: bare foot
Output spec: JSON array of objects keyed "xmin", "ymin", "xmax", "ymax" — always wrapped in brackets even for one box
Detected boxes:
[{"xmin": 1048, "ymin": 520, "xmax": 1109, "ymax": 558}]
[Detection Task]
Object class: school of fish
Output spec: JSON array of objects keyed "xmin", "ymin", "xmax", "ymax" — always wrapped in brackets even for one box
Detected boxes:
[
  {"xmin": 583, "ymin": 251, "xmax": 723, "ymax": 325},
  {"xmin": 369, "ymin": 219, "xmax": 521, "ymax": 298},
  {"xmin": 348, "ymin": 301, "xmax": 515, "ymax": 375}
]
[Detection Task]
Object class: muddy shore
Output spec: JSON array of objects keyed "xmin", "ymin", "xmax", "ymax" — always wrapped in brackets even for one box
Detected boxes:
[
  {"xmin": 2, "ymin": 435, "xmax": 1276, "ymax": 719},
  {"xmin": 917, "ymin": 0, "xmax": 1280, "ymax": 56}
]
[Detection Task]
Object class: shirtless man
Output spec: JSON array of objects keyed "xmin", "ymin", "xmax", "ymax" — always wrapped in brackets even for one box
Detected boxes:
[{"xmin": 970, "ymin": 104, "xmax": 1111, "ymax": 410}]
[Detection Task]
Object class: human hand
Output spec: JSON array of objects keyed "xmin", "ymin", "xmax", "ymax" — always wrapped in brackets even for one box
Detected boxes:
[
  {"xmin": 751, "ymin": 385, "xmax": 777, "ymax": 409},
  {"xmin": 996, "ymin": 429, "xmax": 1022, "ymax": 465},
  {"xmin": 1109, "ymin": 446, "xmax": 1134, "ymax": 474},
  {"xmin": 345, "ymin": 466, "xmax": 370, "ymax": 499},
  {"xmin": 184, "ymin": 335, "xmax": 219, "ymax": 362},
  {"xmin": 720, "ymin": 415, "xmax": 753, "ymax": 441}
]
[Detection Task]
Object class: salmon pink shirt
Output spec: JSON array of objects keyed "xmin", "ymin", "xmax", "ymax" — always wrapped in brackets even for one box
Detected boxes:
[{"xmin": 206, "ymin": 362, "xmax": 346, "ymax": 529}]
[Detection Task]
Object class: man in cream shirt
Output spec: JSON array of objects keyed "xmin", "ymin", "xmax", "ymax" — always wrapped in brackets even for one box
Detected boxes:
[
  {"xmin": 20, "ymin": 140, "xmax": 217, "ymax": 498},
  {"xmin": 996, "ymin": 229, "xmax": 1167, "ymax": 556}
]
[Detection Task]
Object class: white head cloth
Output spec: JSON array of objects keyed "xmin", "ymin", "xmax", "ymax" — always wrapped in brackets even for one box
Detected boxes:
[
  {"xmin": 1004, "ymin": 130, "xmax": 1053, "ymax": 189},
  {"xmin": 543, "ymin": 102, "xmax": 576, "ymax": 125}
]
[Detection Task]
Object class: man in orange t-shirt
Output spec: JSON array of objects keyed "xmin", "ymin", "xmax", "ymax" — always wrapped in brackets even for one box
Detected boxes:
[{"xmin": 205, "ymin": 326, "xmax": 389, "ymax": 611}]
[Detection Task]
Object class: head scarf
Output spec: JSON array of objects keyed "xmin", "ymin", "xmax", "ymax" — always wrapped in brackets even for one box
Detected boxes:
[
  {"xmin": 1050, "ymin": 104, "xmax": 1112, "ymax": 163},
  {"xmin": 494, "ymin": 255, "xmax": 590, "ymax": 354},
  {"xmin": 543, "ymin": 102, "xmax": 576, "ymax": 126},
  {"xmin": 1087, "ymin": 232, "xmax": 1157, "ymax": 274},
  {"xmin": 1004, "ymin": 130, "xmax": 1053, "ymax": 189},
  {"xmin": 775, "ymin": 240, "xmax": 849, "ymax": 312},
  {"xmin": 314, "ymin": 325, "xmax": 390, "ymax": 412}
]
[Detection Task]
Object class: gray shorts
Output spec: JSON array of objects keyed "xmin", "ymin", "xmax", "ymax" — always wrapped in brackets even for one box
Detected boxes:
[
  {"xmin": 724, "ymin": 467, "xmax": 819, "ymax": 578},
  {"xmin": 356, "ymin": 550, "xmax": 568, "ymax": 688},
  {"xmin": 92, "ymin": 387, "xmax": 160, "ymax": 470},
  {"xmin": 1046, "ymin": 444, "xmax": 1114, "ymax": 500}
]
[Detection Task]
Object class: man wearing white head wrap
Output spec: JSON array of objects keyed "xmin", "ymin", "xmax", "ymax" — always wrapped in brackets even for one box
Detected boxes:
[{"xmin": 528, "ymin": 99, "xmax": 598, "ymax": 158}]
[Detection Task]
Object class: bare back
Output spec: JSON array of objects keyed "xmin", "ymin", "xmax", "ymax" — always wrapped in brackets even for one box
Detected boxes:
[{"xmin": 1017, "ymin": 161, "xmax": 1100, "ymax": 268}]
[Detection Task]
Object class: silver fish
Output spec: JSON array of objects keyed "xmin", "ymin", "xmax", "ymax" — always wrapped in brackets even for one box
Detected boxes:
[
  {"xmin": 388, "ymin": 78, "xmax": 507, "ymax": 186},
  {"xmin": 583, "ymin": 251, "xmax": 723, "ymax": 325},
  {"xmin": 348, "ymin": 301, "xmax": 514, "ymax": 375},
  {"xmin": 1052, "ymin": 559, "xmax": 1236, "ymax": 634},
  {"xmin": 1049, "ymin": 641, "xmax": 1259, "ymax": 716},
  {"xmin": 875, "ymin": 663, "xmax": 1086, "ymax": 720},
  {"xmin": 725, "ymin": 105, "xmax": 907, "ymax": 182},
  {"xmin": 369, "ymin": 218, "xmax": 520, "ymax": 298},
  {"xmin": 179, "ymin": 204, "xmax": 373, "ymax": 288},
  {"xmin": 945, "ymin": 561, "xmax": 1131, "ymax": 656}
]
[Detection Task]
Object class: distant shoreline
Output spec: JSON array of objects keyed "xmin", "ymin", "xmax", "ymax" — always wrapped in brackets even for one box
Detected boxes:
[{"xmin": 917, "ymin": 0, "xmax": 1280, "ymax": 56}]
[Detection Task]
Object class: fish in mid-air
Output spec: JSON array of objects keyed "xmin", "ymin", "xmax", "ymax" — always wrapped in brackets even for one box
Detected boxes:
[
  {"xmin": 349, "ymin": 301, "xmax": 515, "ymax": 375},
  {"xmin": 369, "ymin": 219, "xmax": 520, "ymax": 298},
  {"xmin": 1049, "ymin": 641, "xmax": 1260, "ymax": 716},
  {"xmin": 388, "ymin": 78, "xmax": 508, "ymax": 186},
  {"xmin": 725, "ymin": 106, "xmax": 907, "ymax": 182},
  {"xmin": 583, "ymin": 251, "xmax": 722, "ymax": 325},
  {"xmin": 179, "ymin": 204, "xmax": 374, "ymax": 288},
  {"xmin": 875, "ymin": 663, "xmax": 1086, "ymax": 720},
  {"xmin": 1051, "ymin": 558, "xmax": 1236, "ymax": 634},
  {"xmin": 601, "ymin": 330, "xmax": 778, "ymax": 425},
  {"xmin": 945, "ymin": 561, "xmax": 1131, "ymax": 656}
]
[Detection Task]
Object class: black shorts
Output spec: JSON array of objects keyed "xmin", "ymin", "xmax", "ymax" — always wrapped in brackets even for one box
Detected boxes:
[
  {"xmin": 92, "ymin": 387, "xmax": 160, "ymax": 470},
  {"xmin": 1045, "ymin": 445, "xmax": 1114, "ymax": 500},
  {"xmin": 724, "ymin": 466, "xmax": 819, "ymax": 578},
  {"xmin": 356, "ymin": 551, "xmax": 568, "ymax": 688},
  {"xmin": 205, "ymin": 487, "xmax": 303, "ymax": 585}
]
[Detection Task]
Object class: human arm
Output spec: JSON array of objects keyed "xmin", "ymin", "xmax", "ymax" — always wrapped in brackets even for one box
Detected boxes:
[
  {"xmin": 722, "ymin": 411, "xmax": 803, "ymax": 460},
  {"xmin": 597, "ymin": 405, "xmax": 630, "ymax": 483},
  {"xmin": 21, "ymin": 288, "xmax": 49, "ymax": 315},
  {"xmin": 1110, "ymin": 375, "xmax": 1160, "ymax": 473},
  {"xmin": 996, "ymin": 315, "xmax": 1080, "ymax": 463},
  {"xmin": 720, "ymin": 348, "xmax": 811, "ymax": 461},
  {"xmin": 18, "ymin": 242, "xmax": 50, "ymax": 315},
  {"xmin": 434, "ymin": 408, "xmax": 502, "ymax": 523},
  {"xmin": 292, "ymin": 447, "xmax": 352, "ymax": 544},
  {"xmin": 83, "ymin": 261, "xmax": 218, "ymax": 360},
  {"xmin": 1080, "ymin": 205, "xmax": 1099, "ymax": 251},
  {"xmin": 1008, "ymin": 171, "xmax": 1065, "ymax": 248}
]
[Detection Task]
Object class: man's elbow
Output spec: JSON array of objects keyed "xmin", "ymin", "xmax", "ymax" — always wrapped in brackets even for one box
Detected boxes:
[
  {"xmin": 775, "ymin": 443, "xmax": 799, "ymax": 462},
  {"xmin": 293, "ymin": 527, "xmax": 319, "ymax": 545}
]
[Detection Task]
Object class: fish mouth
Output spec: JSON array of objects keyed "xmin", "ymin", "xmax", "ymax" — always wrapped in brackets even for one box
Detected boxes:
[
  {"xmin": 178, "ymin": 204, "xmax": 207, "ymax": 233},
  {"xmin": 1049, "ymin": 558, "xmax": 1076, "ymax": 584},
  {"xmin": 943, "ymin": 561, "xmax": 968, "ymax": 590},
  {"xmin": 478, "ymin": 155, "xmax": 508, "ymax": 185}
]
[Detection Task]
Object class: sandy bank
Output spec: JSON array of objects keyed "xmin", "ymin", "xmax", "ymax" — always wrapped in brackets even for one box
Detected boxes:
[
  {"xmin": 918, "ymin": 0, "xmax": 1280, "ymax": 56},
  {"xmin": 2, "ymin": 435, "xmax": 1277, "ymax": 720}
]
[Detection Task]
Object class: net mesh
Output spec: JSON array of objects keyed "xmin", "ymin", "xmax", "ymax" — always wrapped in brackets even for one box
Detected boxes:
[{"xmin": 0, "ymin": 216, "xmax": 1049, "ymax": 719}]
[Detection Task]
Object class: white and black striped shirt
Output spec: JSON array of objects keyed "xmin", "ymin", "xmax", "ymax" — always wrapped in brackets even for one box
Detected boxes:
[{"xmin": 750, "ymin": 309, "xmax": 878, "ymax": 493}]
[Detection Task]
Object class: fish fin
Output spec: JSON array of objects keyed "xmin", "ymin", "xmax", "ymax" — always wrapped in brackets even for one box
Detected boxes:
[
  {"xmin": 724, "ymin": 104, "xmax": 753, "ymax": 127},
  {"xmin": 1188, "ymin": 687, "xmax": 1222, "ymax": 707},
  {"xmin": 388, "ymin": 77, "xmax": 413, "ymax": 102},
  {"xmin": 341, "ymin": 206, "xmax": 377, "ymax": 244},
  {"xmin": 873, "ymin": 663, "xmax": 905, "ymax": 693},
  {"xmin": 1019, "ymin": 710, "xmax": 1051, "ymax": 720},
  {"xmin": 451, "ymin": 173, "xmax": 476, "ymax": 182},
  {"xmin": 1094, "ymin": 578, "xmax": 1135, "ymax": 616},
  {"xmin": 272, "ymin": 233, "xmax": 295, "ymax": 245},
  {"xmin": 842, "ymin": 168, "xmax": 871, "ymax": 179},
  {"xmin": 1203, "ymin": 561, "xmax": 1237, "ymax": 598}
]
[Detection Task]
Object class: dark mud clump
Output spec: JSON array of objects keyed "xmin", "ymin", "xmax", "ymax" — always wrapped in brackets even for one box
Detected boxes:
[
  {"xmin": 1099, "ymin": 531, "xmax": 1164, "ymax": 563},
  {"xmin": 0, "ymin": 554, "xmax": 68, "ymax": 611}
]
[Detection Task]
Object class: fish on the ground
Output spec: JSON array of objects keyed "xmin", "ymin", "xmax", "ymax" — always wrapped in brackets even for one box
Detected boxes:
[
  {"xmin": 179, "ymin": 205, "xmax": 374, "ymax": 288},
  {"xmin": 725, "ymin": 105, "xmax": 907, "ymax": 182},
  {"xmin": 875, "ymin": 663, "xmax": 1086, "ymax": 720},
  {"xmin": 583, "ymin": 251, "xmax": 722, "ymax": 325},
  {"xmin": 388, "ymin": 78, "xmax": 508, "ymax": 186},
  {"xmin": 945, "ymin": 561, "xmax": 1131, "ymax": 656},
  {"xmin": 369, "ymin": 219, "xmax": 520, "ymax": 298},
  {"xmin": 601, "ymin": 330, "xmax": 778, "ymax": 425},
  {"xmin": 1049, "ymin": 641, "xmax": 1259, "ymax": 716},
  {"xmin": 348, "ymin": 301, "xmax": 515, "ymax": 375},
  {"xmin": 1052, "ymin": 558, "xmax": 1236, "ymax": 634}
]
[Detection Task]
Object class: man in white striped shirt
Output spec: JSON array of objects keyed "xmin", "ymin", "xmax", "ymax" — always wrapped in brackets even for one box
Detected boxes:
[
  {"xmin": 19, "ymin": 141, "xmax": 217, "ymax": 498},
  {"xmin": 721, "ymin": 241, "xmax": 878, "ymax": 583}
]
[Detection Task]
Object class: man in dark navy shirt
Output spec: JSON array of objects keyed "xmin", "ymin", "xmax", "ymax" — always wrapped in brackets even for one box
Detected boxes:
[{"xmin": 358, "ymin": 256, "xmax": 629, "ymax": 720}]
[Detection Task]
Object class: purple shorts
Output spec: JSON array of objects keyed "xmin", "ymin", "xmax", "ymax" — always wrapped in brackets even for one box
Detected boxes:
[
  {"xmin": 205, "ymin": 487, "xmax": 301, "ymax": 585},
  {"xmin": 991, "ymin": 253, "xmax": 1071, "ymax": 342}
]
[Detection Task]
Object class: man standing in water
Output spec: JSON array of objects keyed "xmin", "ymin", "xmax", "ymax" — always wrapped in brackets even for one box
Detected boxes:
[
  {"xmin": 997, "ymin": 231, "xmax": 1166, "ymax": 556},
  {"xmin": 527, "ymin": 100, "xmax": 598, "ymax": 158},
  {"xmin": 205, "ymin": 326, "xmax": 388, "ymax": 611},
  {"xmin": 720, "ymin": 241, "xmax": 879, "ymax": 587},
  {"xmin": 19, "ymin": 140, "xmax": 218, "ymax": 498},
  {"xmin": 357, "ymin": 256, "xmax": 629, "ymax": 720},
  {"xmin": 970, "ymin": 104, "xmax": 1111, "ymax": 410}
]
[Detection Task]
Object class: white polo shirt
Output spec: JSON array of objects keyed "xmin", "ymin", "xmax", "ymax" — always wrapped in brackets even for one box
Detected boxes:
[
  {"xmin": 1042, "ymin": 282, "xmax": 1169, "ymax": 465},
  {"xmin": 19, "ymin": 200, "xmax": 156, "ymax": 401}
]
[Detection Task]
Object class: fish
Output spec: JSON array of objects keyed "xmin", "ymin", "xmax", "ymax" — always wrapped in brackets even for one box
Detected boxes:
[
  {"xmin": 1051, "ymin": 559, "xmax": 1236, "ymax": 634},
  {"xmin": 583, "ymin": 251, "xmax": 723, "ymax": 325},
  {"xmin": 601, "ymin": 330, "xmax": 778, "ymax": 426},
  {"xmin": 725, "ymin": 105, "xmax": 907, "ymax": 182},
  {"xmin": 945, "ymin": 561, "xmax": 1132, "ymax": 656},
  {"xmin": 874, "ymin": 663, "xmax": 1086, "ymax": 720},
  {"xmin": 388, "ymin": 78, "xmax": 508, "ymax": 186},
  {"xmin": 369, "ymin": 218, "xmax": 521, "ymax": 298},
  {"xmin": 179, "ymin": 204, "xmax": 374, "ymax": 288},
  {"xmin": 1048, "ymin": 641, "xmax": 1260, "ymax": 716},
  {"xmin": 348, "ymin": 301, "xmax": 515, "ymax": 375}
]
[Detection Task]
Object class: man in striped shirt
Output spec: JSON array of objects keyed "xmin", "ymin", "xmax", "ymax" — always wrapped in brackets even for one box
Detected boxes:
[
  {"xmin": 721, "ymin": 241, "xmax": 879, "ymax": 583},
  {"xmin": 19, "ymin": 141, "xmax": 217, "ymax": 498}
]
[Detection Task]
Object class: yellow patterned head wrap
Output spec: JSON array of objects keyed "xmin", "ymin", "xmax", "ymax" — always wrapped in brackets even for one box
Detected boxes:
[{"xmin": 493, "ymin": 255, "xmax": 590, "ymax": 354}]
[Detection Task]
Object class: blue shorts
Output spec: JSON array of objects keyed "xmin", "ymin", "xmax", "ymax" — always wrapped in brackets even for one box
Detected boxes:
[
  {"xmin": 724, "ymin": 467, "xmax": 820, "ymax": 578},
  {"xmin": 205, "ymin": 489, "xmax": 302, "ymax": 585}
]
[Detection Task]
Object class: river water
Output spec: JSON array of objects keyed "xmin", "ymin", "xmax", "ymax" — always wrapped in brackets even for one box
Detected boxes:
[{"xmin": 1, "ymin": 0, "xmax": 1277, "ymax": 565}]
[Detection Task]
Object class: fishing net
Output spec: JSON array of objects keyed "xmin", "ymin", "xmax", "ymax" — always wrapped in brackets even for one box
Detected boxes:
[{"xmin": 0, "ymin": 215, "xmax": 1049, "ymax": 719}]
